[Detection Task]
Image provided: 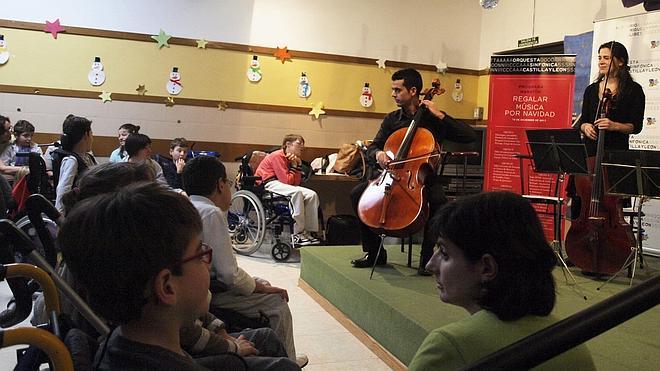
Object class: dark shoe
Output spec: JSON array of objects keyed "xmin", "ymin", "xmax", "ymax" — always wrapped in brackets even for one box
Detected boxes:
[{"xmin": 351, "ymin": 251, "xmax": 387, "ymax": 268}]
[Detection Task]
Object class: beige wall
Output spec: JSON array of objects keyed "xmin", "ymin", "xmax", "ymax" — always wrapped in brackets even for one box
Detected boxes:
[
  {"xmin": 479, "ymin": 0, "xmax": 645, "ymax": 68},
  {"xmin": 0, "ymin": 92, "xmax": 382, "ymax": 149}
]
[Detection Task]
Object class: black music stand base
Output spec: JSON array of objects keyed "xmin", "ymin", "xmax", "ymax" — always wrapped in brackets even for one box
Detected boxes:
[{"xmin": 597, "ymin": 151, "xmax": 660, "ymax": 288}]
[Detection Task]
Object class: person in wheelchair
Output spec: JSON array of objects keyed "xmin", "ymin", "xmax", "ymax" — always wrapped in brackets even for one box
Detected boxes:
[
  {"xmin": 183, "ymin": 156, "xmax": 308, "ymax": 368},
  {"xmin": 254, "ymin": 134, "xmax": 321, "ymax": 246}
]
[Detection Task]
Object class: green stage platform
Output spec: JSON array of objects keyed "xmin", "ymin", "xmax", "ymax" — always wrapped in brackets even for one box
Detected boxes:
[{"xmin": 300, "ymin": 245, "xmax": 660, "ymax": 369}]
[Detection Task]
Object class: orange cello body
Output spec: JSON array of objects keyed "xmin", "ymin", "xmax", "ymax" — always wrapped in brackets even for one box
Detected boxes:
[
  {"xmin": 357, "ymin": 127, "xmax": 440, "ymax": 237},
  {"xmin": 565, "ymin": 156, "xmax": 634, "ymax": 276}
]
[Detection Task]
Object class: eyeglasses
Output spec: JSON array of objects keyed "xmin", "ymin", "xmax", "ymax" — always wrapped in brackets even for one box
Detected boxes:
[{"xmin": 170, "ymin": 242, "xmax": 213, "ymax": 268}]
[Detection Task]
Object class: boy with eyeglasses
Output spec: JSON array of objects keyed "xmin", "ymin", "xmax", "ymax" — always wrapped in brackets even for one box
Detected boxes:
[
  {"xmin": 59, "ymin": 182, "xmax": 220, "ymax": 370},
  {"xmin": 58, "ymin": 170, "xmax": 298, "ymax": 370}
]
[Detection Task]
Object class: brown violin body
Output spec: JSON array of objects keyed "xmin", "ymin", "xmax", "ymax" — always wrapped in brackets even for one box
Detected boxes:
[
  {"xmin": 357, "ymin": 127, "xmax": 439, "ymax": 237},
  {"xmin": 565, "ymin": 156, "xmax": 635, "ymax": 276}
]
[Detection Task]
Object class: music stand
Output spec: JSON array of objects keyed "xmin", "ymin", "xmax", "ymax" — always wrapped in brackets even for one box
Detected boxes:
[
  {"xmin": 525, "ymin": 129, "xmax": 589, "ymax": 288},
  {"xmin": 600, "ymin": 150, "xmax": 660, "ymax": 286}
]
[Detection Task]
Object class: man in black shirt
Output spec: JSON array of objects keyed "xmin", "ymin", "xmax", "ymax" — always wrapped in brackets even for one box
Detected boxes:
[{"xmin": 350, "ymin": 68, "xmax": 476, "ymax": 275}]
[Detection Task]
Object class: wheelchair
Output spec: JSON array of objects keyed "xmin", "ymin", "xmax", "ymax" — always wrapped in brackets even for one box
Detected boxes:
[{"xmin": 227, "ymin": 151, "xmax": 299, "ymax": 262}]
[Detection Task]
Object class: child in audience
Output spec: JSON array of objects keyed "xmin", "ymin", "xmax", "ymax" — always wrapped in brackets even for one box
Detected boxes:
[
  {"xmin": 408, "ymin": 191, "xmax": 595, "ymax": 371},
  {"xmin": 51, "ymin": 114, "xmax": 96, "ymax": 212},
  {"xmin": 109, "ymin": 123, "xmax": 140, "ymax": 163},
  {"xmin": 62, "ymin": 162, "xmax": 299, "ymax": 370},
  {"xmin": 160, "ymin": 137, "xmax": 189, "ymax": 189},
  {"xmin": 183, "ymin": 156, "xmax": 308, "ymax": 368},
  {"xmin": 58, "ymin": 182, "xmax": 218, "ymax": 370},
  {"xmin": 254, "ymin": 134, "xmax": 320, "ymax": 246},
  {"xmin": 8, "ymin": 120, "xmax": 42, "ymax": 166},
  {"xmin": 124, "ymin": 133, "xmax": 168, "ymax": 186}
]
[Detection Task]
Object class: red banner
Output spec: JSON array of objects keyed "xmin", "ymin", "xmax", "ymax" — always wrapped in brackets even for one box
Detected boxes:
[{"xmin": 484, "ymin": 55, "xmax": 576, "ymax": 240}]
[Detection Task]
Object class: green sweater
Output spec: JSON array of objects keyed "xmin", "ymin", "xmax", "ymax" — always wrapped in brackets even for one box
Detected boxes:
[{"xmin": 408, "ymin": 310, "xmax": 596, "ymax": 371}]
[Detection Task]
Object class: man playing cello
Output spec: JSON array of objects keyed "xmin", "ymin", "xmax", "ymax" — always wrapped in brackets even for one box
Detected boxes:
[{"xmin": 350, "ymin": 68, "xmax": 476, "ymax": 275}]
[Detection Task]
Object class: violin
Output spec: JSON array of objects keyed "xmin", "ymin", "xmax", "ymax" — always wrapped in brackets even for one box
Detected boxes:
[
  {"xmin": 565, "ymin": 87, "xmax": 635, "ymax": 276},
  {"xmin": 357, "ymin": 80, "xmax": 444, "ymax": 237}
]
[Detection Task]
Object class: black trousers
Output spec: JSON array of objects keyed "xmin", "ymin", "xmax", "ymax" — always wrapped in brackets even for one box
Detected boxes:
[{"xmin": 350, "ymin": 173, "xmax": 447, "ymax": 260}]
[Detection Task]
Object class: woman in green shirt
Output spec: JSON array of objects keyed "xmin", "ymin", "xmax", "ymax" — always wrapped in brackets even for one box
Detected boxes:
[{"xmin": 408, "ymin": 191, "xmax": 595, "ymax": 371}]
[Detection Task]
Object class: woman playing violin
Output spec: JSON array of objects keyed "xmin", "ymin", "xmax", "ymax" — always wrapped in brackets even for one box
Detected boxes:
[{"xmin": 578, "ymin": 41, "xmax": 644, "ymax": 155}]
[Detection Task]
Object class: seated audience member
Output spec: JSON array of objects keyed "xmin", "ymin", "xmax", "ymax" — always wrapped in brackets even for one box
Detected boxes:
[
  {"xmin": 254, "ymin": 134, "xmax": 320, "ymax": 246},
  {"xmin": 53, "ymin": 162, "xmax": 298, "ymax": 370},
  {"xmin": 160, "ymin": 137, "xmax": 189, "ymax": 189},
  {"xmin": 109, "ymin": 123, "xmax": 140, "ymax": 163},
  {"xmin": 124, "ymin": 133, "xmax": 168, "ymax": 186},
  {"xmin": 0, "ymin": 115, "xmax": 25, "ymax": 178},
  {"xmin": 183, "ymin": 156, "xmax": 308, "ymax": 368},
  {"xmin": 58, "ymin": 182, "xmax": 229, "ymax": 370},
  {"xmin": 51, "ymin": 114, "xmax": 96, "ymax": 212},
  {"xmin": 0, "ymin": 116, "xmax": 17, "ymax": 213},
  {"xmin": 0, "ymin": 115, "xmax": 11, "ymax": 157},
  {"xmin": 408, "ymin": 191, "xmax": 596, "ymax": 371},
  {"xmin": 6, "ymin": 120, "xmax": 42, "ymax": 167}
]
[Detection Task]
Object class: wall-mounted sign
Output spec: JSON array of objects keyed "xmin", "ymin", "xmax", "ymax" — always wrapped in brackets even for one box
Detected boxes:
[{"xmin": 518, "ymin": 36, "xmax": 539, "ymax": 48}]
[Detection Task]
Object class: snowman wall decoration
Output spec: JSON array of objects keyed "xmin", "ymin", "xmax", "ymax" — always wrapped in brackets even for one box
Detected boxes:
[
  {"xmin": 87, "ymin": 57, "xmax": 106, "ymax": 86},
  {"xmin": 167, "ymin": 67, "xmax": 183, "ymax": 95},
  {"xmin": 0, "ymin": 35, "xmax": 10, "ymax": 65},
  {"xmin": 359, "ymin": 83, "xmax": 373, "ymax": 108},
  {"xmin": 297, "ymin": 72, "xmax": 311, "ymax": 98},
  {"xmin": 246, "ymin": 56, "xmax": 262, "ymax": 82},
  {"xmin": 452, "ymin": 78, "xmax": 464, "ymax": 102}
]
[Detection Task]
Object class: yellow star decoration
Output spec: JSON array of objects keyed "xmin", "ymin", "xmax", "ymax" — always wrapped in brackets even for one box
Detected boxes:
[
  {"xmin": 218, "ymin": 101, "xmax": 229, "ymax": 111},
  {"xmin": 151, "ymin": 29, "xmax": 171, "ymax": 49},
  {"xmin": 308, "ymin": 102, "xmax": 326, "ymax": 119},
  {"xmin": 98, "ymin": 91, "xmax": 112, "ymax": 103},
  {"xmin": 166, "ymin": 97, "xmax": 175, "ymax": 107},
  {"xmin": 196, "ymin": 39, "xmax": 209, "ymax": 49},
  {"xmin": 135, "ymin": 84, "xmax": 147, "ymax": 96},
  {"xmin": 273, "ymin": 46, "xmax": 292, "ymax": 63}
]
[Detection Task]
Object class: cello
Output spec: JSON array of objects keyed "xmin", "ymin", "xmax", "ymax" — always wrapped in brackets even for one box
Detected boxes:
[
  {"xmin": 357, "ymin": 80, "xmax": 443, "ymax": 237},
  {"xmin": 565, "ymin": 87, "xmax": 635, "ymax": 276}
]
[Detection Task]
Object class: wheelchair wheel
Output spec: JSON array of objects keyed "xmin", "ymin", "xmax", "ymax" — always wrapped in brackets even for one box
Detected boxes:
[
  {"xmin": 228, "ymin": 190, "xmax": 266, "ymax": 255},
  {"xmin": 271, "ymin": 242, "xmax": 291, "ymax": 262}
]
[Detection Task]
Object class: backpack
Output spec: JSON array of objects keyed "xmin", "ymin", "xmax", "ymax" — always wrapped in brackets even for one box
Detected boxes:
[
  {"xmin": 325, "ymin": 214, "xmax": 361, "ymax": 245},
  {"xmin": 332, "ymin": 144, "xmax": 364, "ymax": 175}
]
